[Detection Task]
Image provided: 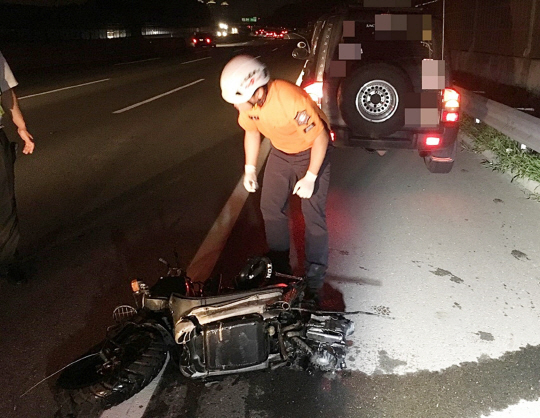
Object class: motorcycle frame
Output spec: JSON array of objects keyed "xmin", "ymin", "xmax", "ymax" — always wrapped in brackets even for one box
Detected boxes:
[{"xmin": 170, "ymin": 287, "xmax": 285, "ymax": 343}]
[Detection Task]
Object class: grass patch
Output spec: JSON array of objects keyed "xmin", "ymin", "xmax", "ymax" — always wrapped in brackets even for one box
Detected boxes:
[{"xmin": 460, "ymin": 114, "xmax": 540, "ymax": 186}]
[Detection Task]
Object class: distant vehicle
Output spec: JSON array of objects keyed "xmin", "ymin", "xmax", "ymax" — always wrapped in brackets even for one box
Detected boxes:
[
  {"xmin": 189, "ymin": 32, "xmax": 216, "ymax": 48},
  {"xmin": 275, "ymin": 29, "xmax": 288, "ymax": 39},
  {"xmin": 253, "ymin": 27, "xmax": 288, "ymax": 39},
  {"xmin": 262, "ymin": 28, "xmax": 288, "ymax": 39}
]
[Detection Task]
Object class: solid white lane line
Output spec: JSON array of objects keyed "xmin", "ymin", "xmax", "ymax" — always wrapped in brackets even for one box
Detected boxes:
[
  {"xmin": 112, "ymin": 78, "xmax": 205, "ymax": 114},
  {"xmin": 114, "ymin": 57, "xmax": 161, "ymax": 66},
  {"xmin": 181, "ymin": 57, "xmax": 212, "ymax": 65},
  {"xmin": 18, "ymin": 79, "xmax": 110, "ymax": 100},
  {"xmin": 100, "ymin": 355, "xmax": 170, "ymax": 418},
  {"xmin": 186, "ymin": 139, "xmax": 271, "ymax": 282},
  {"xmin": 217, "ymin": 42, "xmax": 251, "ymax": 48}
]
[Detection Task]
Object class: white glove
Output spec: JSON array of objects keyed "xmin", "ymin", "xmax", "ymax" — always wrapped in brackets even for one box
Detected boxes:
[
  {"xmin": 293, "ymin": 171, "xmax": 317, "ymax": 199},
  {"xmin": 243, "ymin": 165, "xmax": 258, "ymax": 193}
]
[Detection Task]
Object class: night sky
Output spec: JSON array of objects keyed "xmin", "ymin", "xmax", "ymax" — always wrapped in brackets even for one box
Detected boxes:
[
  {"xmin": 228, "ymin": 0, "xmax": 302, "ymax": 18},
  {"xmin": 0, "ymin": 0, "xmax": 302, "ymax": 17}
]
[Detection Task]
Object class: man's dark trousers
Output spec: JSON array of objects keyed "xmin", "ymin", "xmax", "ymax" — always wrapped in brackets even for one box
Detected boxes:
[
  {"xmin": 260, "ymin": 145, "xmax": 332, "ymax": 290},
  {"xmin": 0, "ymin": 129, "xmax": 19, "ymax": 273}
]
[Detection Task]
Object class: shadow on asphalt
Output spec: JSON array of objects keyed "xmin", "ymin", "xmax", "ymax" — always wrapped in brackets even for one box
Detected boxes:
[{"xmin": 143, "ymin": 342, "xmax": 540, "ymax": 418}]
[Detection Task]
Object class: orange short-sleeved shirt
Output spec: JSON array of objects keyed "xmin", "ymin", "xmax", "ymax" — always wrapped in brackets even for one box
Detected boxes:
[{"xmin": 238, "ymin": 79, "xmax": 329, "ymax": 154}]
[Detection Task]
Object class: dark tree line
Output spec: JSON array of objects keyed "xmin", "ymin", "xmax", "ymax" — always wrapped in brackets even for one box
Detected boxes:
[
  {"xmin": 265, "ymin": 0, "xmax": 344, "ymax": 28},
  {"xmin": 0, "ymin": 0, "xmax": 212, "ymax": 42},
  {"xmin": 265, "ymin": 0, "xmax": 443, "ymax": 28}
]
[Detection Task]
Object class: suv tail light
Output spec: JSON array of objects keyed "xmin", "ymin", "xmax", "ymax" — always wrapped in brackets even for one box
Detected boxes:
[
  {"xmin": 442, "ymin": 88, "xmax": 460, "ymax": 123},
  {"xmin": 303, "ymin": 81, "xmax": 323, "ymax": 107},
  {"xmin": 443, "ymin": 112, "xmax": 459, "ymax": 122},
  {"xmin": 425, "ymin": 136, "xmax": 441, "ymax": 146}
]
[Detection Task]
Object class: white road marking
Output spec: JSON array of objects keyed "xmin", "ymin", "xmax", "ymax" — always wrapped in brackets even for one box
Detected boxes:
[
  {"xmin": 216, "ymin": 42, "xmax": 251, "ymax": 48},
  {"xmin": 272, "ymin": 48, "xmax": 278, "ymax": 51},
  {"xmin": 187, "ymin": 139, "xmax": 271, "ymax": 282},
  {"xmin": 100, "ymin": 355, "xmax": 170, "ymax": 418},
  {"xmin": 112, "ymin": 79, "xmax": 205, "ymax": 114},
  {"xmin": 114, "ymin": 57, "xmax": 161, "ymax": 66},
  {"xmin": 327, "ymin": 144, "xmax": 540, "ymax": 376},
  {"xmin": 18, "ymin": 79, "xmax": 110, "ymax": 99},
  {"xmin": 481, "ymin": 399, "xmax": 540, "ymax": 417},
  {"xmin": 296, "ymin": 69, "xmax": 305, "ymax": 86},
  {"xmin": 254, "ymin": 55, "xmax": 261, "ymax": 59},
  {"xmin": 181, "ymin": 57, "xmax": 212, "ymax": 65}
]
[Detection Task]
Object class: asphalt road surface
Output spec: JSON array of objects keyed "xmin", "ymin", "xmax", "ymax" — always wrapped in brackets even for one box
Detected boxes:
[{"xmin": 1, "ymin": 40, "xmax": 539, "ymax": 418}]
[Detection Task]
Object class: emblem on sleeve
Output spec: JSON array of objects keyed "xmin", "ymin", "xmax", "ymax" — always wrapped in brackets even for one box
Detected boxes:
[{"xmin": 294, "ymin": 110, "xmax": 311, "ymax": 126}]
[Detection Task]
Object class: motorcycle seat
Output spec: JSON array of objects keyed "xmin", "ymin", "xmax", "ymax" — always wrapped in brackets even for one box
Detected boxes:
[{"xmin": 169, "ymin": 286, "xmax": 285, "ymax": 319}]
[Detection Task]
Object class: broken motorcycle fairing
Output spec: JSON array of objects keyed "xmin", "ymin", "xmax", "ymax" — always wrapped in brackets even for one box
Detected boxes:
[{"xmin": 55, "ymin": 256, "xmax": 354, "ymax": 416}]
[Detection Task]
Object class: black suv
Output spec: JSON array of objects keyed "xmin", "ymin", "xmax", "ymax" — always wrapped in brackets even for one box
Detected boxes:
[{"xmin": 293, "ymin": 1, "xmax": 460, "ymax": 173}]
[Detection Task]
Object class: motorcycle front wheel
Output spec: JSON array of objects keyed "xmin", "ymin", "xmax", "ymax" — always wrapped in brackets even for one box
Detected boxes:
[{"xmin": 55, "ymin": 324, "xmax": 168, "ymax": 417}]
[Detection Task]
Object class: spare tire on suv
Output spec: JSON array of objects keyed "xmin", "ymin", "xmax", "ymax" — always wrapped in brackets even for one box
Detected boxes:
[{"xmin": 338, "ymin": 63, "xmax": 413, "ymax": 139}]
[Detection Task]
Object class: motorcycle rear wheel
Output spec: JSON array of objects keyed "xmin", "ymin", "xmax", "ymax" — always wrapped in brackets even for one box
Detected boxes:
[{"xmin": 55, "ymin": 324, "xmax": 168, "ymax": 417}]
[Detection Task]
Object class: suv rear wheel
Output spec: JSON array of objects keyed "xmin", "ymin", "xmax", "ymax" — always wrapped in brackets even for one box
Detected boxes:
[{"xmin": 338, "ymin": 63, "xmax": 412, "ymax": 138}]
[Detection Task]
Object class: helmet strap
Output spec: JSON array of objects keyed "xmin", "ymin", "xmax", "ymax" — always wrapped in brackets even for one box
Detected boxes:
[{"xmin": 250, "ymin": 84, "xmax": 269, "ymax": 108}]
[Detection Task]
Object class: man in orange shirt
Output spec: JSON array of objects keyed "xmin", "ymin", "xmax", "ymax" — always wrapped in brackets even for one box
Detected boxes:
[{"xmin": 220, "ymin": 55, "xmax": 332, "ymax": 303}]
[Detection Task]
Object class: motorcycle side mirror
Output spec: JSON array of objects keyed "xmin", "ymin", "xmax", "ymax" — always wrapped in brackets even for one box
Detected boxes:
[{"xmin": 292, "ymin": 47, "xmax": 309, "ymax": 60}]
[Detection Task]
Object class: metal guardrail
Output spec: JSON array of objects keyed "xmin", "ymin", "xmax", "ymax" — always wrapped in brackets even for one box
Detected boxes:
[{"xmin": 455, "ymin": 87, "xmax": 540, "ymax": 153}]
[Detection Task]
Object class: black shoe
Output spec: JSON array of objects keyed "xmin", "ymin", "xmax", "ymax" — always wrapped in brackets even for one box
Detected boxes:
[
  {"xmin": 303, "ymin": 287, "xmax": 324, "ymax": 310},
  {"xmin": 305, "ymin": 264, "xmax": 326, "ymax": 290}
]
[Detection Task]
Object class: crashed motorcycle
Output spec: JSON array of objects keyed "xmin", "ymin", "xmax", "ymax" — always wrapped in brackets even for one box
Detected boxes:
[{"xmin": 55, "ymin": 256, "xmax": 354, "ymax": 417}]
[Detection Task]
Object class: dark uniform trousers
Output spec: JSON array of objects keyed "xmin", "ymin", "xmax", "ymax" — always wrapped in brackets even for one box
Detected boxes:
[
  {"xmin": 0, "ymin": 129, "xmax": 19, "ymax": 272},
  {"xmin": 261, "ymin": 144, "xmax": 332, "ymax": 290}
]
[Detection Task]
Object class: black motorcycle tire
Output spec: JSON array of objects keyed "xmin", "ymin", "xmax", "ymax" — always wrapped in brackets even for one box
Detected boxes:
[{"xmin": 55, "ymin": 325, "xmax": 168, "ymax": 417}]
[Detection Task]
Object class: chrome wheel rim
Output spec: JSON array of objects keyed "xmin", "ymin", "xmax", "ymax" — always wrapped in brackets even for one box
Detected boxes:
[{"xmin": 355, "ymin": 80, "xmax": 399, "ymax": 123}]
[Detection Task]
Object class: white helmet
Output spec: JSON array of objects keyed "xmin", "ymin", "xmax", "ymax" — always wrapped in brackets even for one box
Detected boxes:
[{"xmin": 220, "ymin": 55, "xmax": 270, "ymax": 104}]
